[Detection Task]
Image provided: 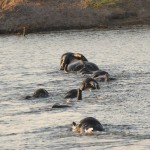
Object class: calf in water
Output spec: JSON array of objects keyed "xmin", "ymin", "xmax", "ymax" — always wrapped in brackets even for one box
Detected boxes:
[{"xmin": 72, "ymin": 117, "xmax": 104, "ymax": 134}]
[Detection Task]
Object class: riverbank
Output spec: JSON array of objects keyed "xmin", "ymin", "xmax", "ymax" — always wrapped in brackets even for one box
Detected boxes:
[{"xmin": 0, "ymin": 0, "xmax": 149, "ymax": 34}]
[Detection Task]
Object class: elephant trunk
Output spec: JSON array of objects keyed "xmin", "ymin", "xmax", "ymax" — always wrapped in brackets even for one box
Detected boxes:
[{"xmin": 77, "ymin": 89, "xmax": 82, "ymax": 100}]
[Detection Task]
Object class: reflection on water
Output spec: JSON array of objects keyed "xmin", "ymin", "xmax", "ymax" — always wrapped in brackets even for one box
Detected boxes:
[{"xmin": 0, "ymin": 27, "xmax": 150, "ymax": 149}]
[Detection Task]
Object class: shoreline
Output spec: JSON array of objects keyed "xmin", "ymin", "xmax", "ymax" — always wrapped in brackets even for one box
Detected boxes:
[{"xmin": 0, "ymin": 25, "xmax": 149, "ymax": 36}]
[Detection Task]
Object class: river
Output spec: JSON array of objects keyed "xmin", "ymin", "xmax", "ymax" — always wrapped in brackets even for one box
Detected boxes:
[{"xmin": 0, "ymin": 27, "xmax": 150, "ymax": 150}]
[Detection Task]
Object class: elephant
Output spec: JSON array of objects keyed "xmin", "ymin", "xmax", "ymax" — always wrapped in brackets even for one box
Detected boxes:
[
  {"xmin": 92, "ymin": 70, "xmax": 109, "ymax": 78},
  {"xmin": 52, "ymin": 103, "xmax": 71, "ymax": 108},
  {"xmin": 60, "ymin": 52, "xmax": 99, "ymax": 74},
  {"xmin": 25, "ymin": 88, "xmax": 49, "ymax": 99},
  {"xmin": 79, "ymin": 77, "xmax": 100, "ymax": 91},
  {"xmin": 92, "ymin": 70, "xmax": 116, "ymax": 82},
  {"xmin": 60, "ymin": 52, "xmax": 88, "ymax": 70},
  {"xmin": 64, "ymin": 77, "xmax": 99, "ymax": 100},
  {"xmin": 64, "ymin": 89, "xmax": 82, "ymax": 100},
  {"xmin": 72, "ymin": 117, "xmax": 104, "ymax": 134}
]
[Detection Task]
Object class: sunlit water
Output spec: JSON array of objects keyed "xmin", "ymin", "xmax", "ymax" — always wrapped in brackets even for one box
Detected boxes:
[{"xmin": 0, "ymin": 27, "xmax": 150, "ymax": 150}]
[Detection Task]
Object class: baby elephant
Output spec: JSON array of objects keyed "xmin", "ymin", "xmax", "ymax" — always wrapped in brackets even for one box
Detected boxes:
[
  {"xmin": 25, "ymin": 88, "xmax": 49, "ymax": 99},
  {"xmin": 72, "ymin": 117, "xmax": 104, "ymax": 134}
]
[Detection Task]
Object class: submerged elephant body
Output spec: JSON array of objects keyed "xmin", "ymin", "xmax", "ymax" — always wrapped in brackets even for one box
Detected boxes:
[
  {"xmin": 25, "ymin": 88, "xmax": 49, "ymax": 100},
  {"xmin": 72, "ymin": 117, "xmax": 104, "ymax": 134},
  {"xmin": 65, "ymin": 61, "xmax": 99, "ymax": 73},
  {"xmin": 52, "ymin": 103, "xmax": 71, "ymax": 108},
  {"xmin": 92, "ymin": 70, "xmax": 116, "ymax": 82}
]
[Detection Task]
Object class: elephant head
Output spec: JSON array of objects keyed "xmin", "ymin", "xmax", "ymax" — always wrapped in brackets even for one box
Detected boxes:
[
  {"xmin": 80, "ymin": 78, "xmax": 100, "ymax": 91},
  {"xmin": 60, "ymin": 52, "xmax": 88, "ymax": 70}
]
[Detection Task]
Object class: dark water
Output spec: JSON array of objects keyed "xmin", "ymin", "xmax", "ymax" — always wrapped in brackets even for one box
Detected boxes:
[{"xmin": 0, "ymin": 27, "xmax": 150, "ymax": 150}]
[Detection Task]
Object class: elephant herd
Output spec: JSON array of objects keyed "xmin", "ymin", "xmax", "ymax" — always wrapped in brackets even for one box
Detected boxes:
[{"xmin": 25, "ymin": 52, "xmax": 116, "ymax": 134}]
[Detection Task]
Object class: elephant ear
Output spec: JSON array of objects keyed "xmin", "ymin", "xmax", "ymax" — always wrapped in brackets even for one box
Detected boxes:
[
  {"xmin": 60, "ymin": 55, "xmax": 69, "ymax": 70},
  {"xmin": 60, "ymin": 53, "xmax": 66, "ymax": 65},
  {"xmin": 63, "ymin": 55, "xmax": 70, "ymax": 64},
  {"xmin": 72, "ymin": 122, "xmax": 76, "ymax": 126},
  {"xmin": 80, "ymin": 82, "xmax": 86, "ymax": 91},
  {"xmin": 89, "ymin": 81, "xmax": 96, "ymax": 88},
  {"xmin": 72, "ymin": 122, "xmax": 78, "ymax": 132},
  {"xmin": 90, "ymin": 81, "xmax": 100, "ymax": 89}
]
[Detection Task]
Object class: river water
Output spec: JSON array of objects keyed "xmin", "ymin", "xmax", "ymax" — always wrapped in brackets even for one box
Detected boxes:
[{"xmin": 0, "ymin": 27, "xmax": 150, "ymax": 150}]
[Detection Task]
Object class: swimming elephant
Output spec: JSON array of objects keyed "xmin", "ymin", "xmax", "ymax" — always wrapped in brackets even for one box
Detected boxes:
[
  {"xmin": 79, "ymin": 77, "xmax": 100, "ymax": 91},
  {"xmin": 64, "ymin": 89, "xmax": 82, "ymax": 100},
  {"xmin": 72, "ymin": 117, "xmax": 104, "ymax": 134},
  {"xmin": 64, "ymin": 61, "xmax": 99, "ymax": 73},
  {"xmin": 92, "ymin": 70, "xmax": 109, "ymax": 78},
  {"xmin": 92, "ymin": 70, "xmax": 116, "ymax": 82},
  {"xmin": 25, "ymin": 88, "xmax": 49, "ymax": 99},
  {"xmin": 60, "ymin": 52, "xmax": 88, "ymax": 70},
  {"xmin": 64, "ymin": 78, "xmax": 99, "ymax": 100},
  {"xmin": 52, "ymin": 103, "xmax": 71, "ymax": 108}
]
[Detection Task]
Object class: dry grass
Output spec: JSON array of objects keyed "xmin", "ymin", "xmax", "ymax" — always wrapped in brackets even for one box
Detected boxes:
[
  {"xmin": 0, "ymin": 0, "xmax": 149, "ymax": 34},
  {"xmin": 0, "ymin": 0, "xmax": 25, "ymax": 10},
  {"xmin": 0, "ymin": 0, "xmax": 122, "ymax": 10},
  {"xmin": 0, "ymin": 0, "xmax": 88, "ymax": 10},
  {"xmin": 87, "ymin": 0, "xmax": 122, "ymax": 8}
]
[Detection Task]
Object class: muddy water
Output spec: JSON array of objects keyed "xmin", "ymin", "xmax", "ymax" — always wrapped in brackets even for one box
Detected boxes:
[{"xmin": 0, "ymin": 27, "xmax": 150, "ymax": 150}]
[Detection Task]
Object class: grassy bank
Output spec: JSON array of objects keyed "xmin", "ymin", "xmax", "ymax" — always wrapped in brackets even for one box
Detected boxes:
[{"xmin": 0, "ymin": 0, "xmax": 149, "ymax": 34}]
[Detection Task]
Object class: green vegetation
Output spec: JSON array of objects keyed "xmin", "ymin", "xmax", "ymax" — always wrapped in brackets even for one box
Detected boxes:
[{"xmin": 87, "ymin": 0, "xmax": 122, "ymax": 8}]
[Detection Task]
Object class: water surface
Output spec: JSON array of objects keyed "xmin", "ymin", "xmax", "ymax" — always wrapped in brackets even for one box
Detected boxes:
[{"xmin": 0, "ymin": 27, "xmax": 150, "ymax": 150}]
